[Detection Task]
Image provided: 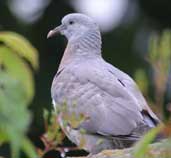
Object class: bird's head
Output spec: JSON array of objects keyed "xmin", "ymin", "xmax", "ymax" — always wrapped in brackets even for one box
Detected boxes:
[{"xmin": 47, "ymin": 13, "xmax": 100, "ymax": 41}]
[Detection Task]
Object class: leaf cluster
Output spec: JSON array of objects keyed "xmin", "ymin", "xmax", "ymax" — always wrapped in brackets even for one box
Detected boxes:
[{"xmin": 0, "ymin": 31, "xmax": 39, "ymax": 158}]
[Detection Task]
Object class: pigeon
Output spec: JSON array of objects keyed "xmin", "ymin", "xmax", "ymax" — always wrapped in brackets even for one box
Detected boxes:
[{"xmin": 47, "ymin": 13, "xmax": 160, "ymax": 154}]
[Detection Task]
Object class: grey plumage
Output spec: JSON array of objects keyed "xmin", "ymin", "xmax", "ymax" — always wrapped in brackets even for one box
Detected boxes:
[{"xmin": 48, "ymin": 13, "xmax": 160, "ymax": 154}]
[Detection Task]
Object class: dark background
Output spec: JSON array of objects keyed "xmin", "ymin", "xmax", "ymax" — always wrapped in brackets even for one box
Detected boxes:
[{"xmin": 0, "ymin": 0, "xmax": 171, "ymax": 157}]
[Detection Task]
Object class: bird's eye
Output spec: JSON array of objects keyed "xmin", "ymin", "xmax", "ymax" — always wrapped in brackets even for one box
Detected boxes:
[{"xmin": 69, "ymin": 21, "xmax": 74, "ymax": 25}]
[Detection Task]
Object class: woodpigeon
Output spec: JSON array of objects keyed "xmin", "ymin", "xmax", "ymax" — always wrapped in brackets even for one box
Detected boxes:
[{"xmin": 47, "ymin": 13, "xmax": 160, "ymax": 154}]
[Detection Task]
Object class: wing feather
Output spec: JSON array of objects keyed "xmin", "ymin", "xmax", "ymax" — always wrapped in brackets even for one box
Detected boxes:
[{"xmin": 51, "ymin": 58, "xmax": 159, "ymax": 137}]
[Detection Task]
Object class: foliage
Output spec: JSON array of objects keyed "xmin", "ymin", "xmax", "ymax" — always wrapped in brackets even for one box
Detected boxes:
[
  {"xmin": 134, "ymin": 30, "xmax": 171, "ymax": 157},
  {"xmin": 37, "ymin": 109, "xmax": 65, "ymax": 157},
  {"xmin": 135, "ymin": 30, "xmax": 171, "ymax": 119},
  {"xmin": 0, "ymin": 31, "xmax": 38, "ymax": 158},
  {"xmin": 134, "ymin": 69, "xmax": 148, "ymax": 96},
  {"xmin": 0, "ymin": 31, "xmax": 39, "ymax": 104},
  {"xmin": 133, "ymin": 125, "xmax": 164, "ymax": 158},
  {"xmin": 39, "ymin": 104, "xmax": 87, "ymax": 157}
]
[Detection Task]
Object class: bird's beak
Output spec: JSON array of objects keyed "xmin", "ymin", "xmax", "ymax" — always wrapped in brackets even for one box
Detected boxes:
[{"xmin": 47, "ymin": 25, "xmax": 63, "ymax": 39}]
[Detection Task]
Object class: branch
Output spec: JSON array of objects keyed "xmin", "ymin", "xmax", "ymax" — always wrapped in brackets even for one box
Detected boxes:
[{"xmin": 69, "ymin": 139, "xmax": 171, "ymax": 158}]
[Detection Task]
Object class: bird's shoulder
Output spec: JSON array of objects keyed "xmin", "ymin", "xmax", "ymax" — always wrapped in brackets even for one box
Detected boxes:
[
  {"xmin": 53, "ymin": 57, "xmax": 141, "ymax": 101},
  {"xmin": 53, "ymin": 57, "xmax": 113, "ymax": 83}
]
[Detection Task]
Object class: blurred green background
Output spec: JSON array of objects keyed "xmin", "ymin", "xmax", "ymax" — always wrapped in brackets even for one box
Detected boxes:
[{"xmin": 0, "ymin": 0, "xmax": 171, "ymax": 157}]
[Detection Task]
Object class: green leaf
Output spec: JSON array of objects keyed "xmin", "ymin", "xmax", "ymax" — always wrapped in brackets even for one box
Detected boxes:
[
  {"xmin": 0, "ymin": 31, "xmax": 39, "ymax": 70},
  {"xmin": 134, "ymin": 69, "xmax": 148, "ymax": 95},
  {"xmin": 0, "ymin": 46, "xmax": 34, "ymax": 104},
  {"xmin": 0, "ymin": 72, "xmax": 31, "ymax": 158},
  {"xmin": 133, "ymin": 125, "xmax": 163, "ymax": 158},
  {"xmin": 0, "ymin": 31, "xmax": 38, "ymax": 158},
  {"xmin": 43, "ymin": 108, "xmax": 49, "ymax": 122},
  {"xmin": 149, "ymin": 33, "xmax": 159, "ymax": 62},
  {"xmin": 159, "ymin": 30, "xmax": 171, "ymax": 62},
  {"xmin": 159, "ymin": 30, "xmax": 171, "ymax": 74},
  {"xmin": 22, "ymin": 137, "xmax": 38, "ymax": 158}
]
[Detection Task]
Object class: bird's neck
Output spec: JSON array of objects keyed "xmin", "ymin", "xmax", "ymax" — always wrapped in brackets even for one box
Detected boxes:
[
  {"xmin": 76, "ymin": 30, "xmax": 102, "ymax": 53},
  {"xmin": 58, "ymin": 30, "xmax": 102, "ymax": 72}
]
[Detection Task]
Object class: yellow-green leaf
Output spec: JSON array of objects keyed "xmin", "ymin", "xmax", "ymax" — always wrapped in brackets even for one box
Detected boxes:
[
  {"xmin": 0, "ymin": 31, "xmax": 39, "ymax": 70},
  {"xmin": 133, "ymin": 125, "xmax": 163, "ymax": 158},
  {"xmin": 22, "ymin": 137, "xmax": 38, "ymax": 158},
  {"xmin": 159, "ymin": 30, "xmax": 171, "ymax": 62},
  {"xmin": 134, "ymin": 69, "xmax": 148, "ymax": 95},
  {"xmin": 0, "ymin": 46, "xmax": 34, "ymax": 104},
  {"xmin": 149, "ymin": 33, "xmax": 159, "ymax": 62}
]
